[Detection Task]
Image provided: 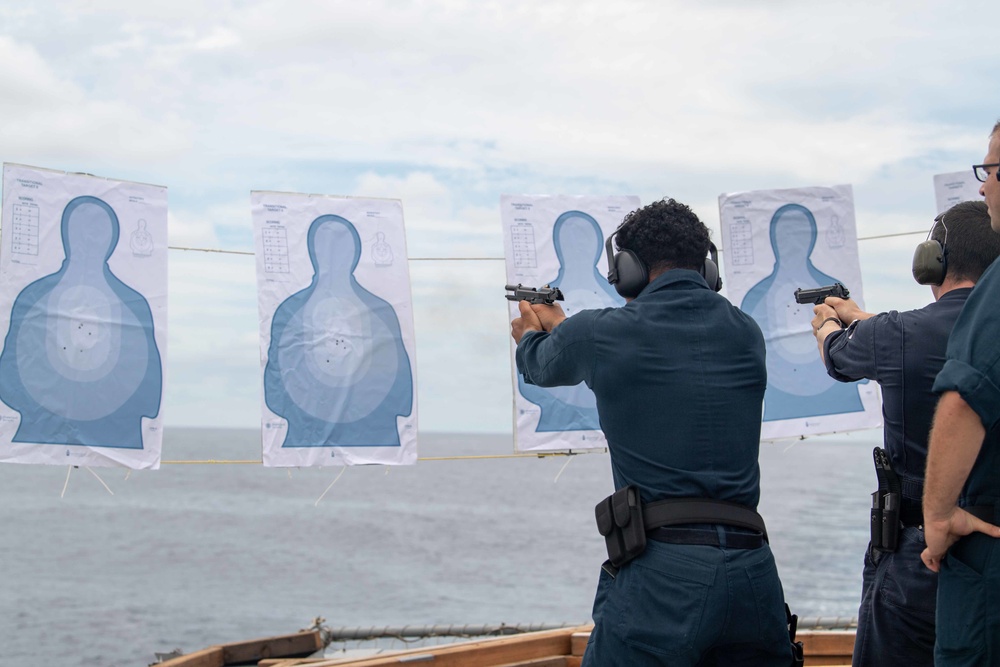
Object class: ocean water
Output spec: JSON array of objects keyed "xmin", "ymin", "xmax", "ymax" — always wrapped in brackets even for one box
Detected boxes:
[{"xmin": 0, "ymin": 428, "xmax": 877, "ymax": 667}]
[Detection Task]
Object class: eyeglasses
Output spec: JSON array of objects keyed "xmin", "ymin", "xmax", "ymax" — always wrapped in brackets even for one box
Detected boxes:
[{"xmin": 973, "ymin": 163, "xmax": 1000, "ymax": 182}]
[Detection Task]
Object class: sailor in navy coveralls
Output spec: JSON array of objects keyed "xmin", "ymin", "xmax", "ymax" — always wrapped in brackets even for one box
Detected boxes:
[
  {"xmin": 812, "ymin": 200, "xmax": 1000, "ymax": 667},
  {"xmin": 512, "ymin": 199, "xmax": 792, "ymax": 666},
  {"xmin": 922, "ymin": 121, "xmax": 1000, "ymax": 666}
]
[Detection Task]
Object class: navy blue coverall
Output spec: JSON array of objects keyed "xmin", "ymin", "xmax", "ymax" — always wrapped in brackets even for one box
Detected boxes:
[
  {"xmin": 822, "ymin": 288, "xmax": 972, "ymax": 667},
  {"xmin": 931, "ymin": 262, "xmax": 1000, "ymax": 665},
  {"xmin": 516, "ymin": 270, "xmax": 792, "ymax": 666}
]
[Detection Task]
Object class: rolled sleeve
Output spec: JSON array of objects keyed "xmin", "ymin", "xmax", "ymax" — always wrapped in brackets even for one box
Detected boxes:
[
  {"xmin": 934, "ymin": 262, "xmax": 1000, "ymax": 429},
  {"xmin": 934, "ymin": 359, "xmax": 1000, "ymax": 431},
  {"xmin": 515, "ymin": 311, "xmax": 596, "ymax": 388},
  {"xmin": 823, "ymin": 316, "xmax": 885, "ymax": 383}
]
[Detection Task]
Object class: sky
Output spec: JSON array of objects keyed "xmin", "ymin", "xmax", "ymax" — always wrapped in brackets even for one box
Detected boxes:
[{"xmin": 1, "ymin": 0, "xmax": 998, "ymax": 433}]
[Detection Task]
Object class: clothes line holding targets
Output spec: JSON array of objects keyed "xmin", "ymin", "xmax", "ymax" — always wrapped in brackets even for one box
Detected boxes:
[{"xmin": 0, "ymin": 160, "xmax": 947, "ymax": 468}]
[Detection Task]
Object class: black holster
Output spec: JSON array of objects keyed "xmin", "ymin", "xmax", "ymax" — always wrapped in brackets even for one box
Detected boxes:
[
  {"xmin": 595, "ymin": 486, "xmax": 646, "ymax": 568},
  {"xmin": 870, "ymin": 447, "xmax": 901, "ymax": 553},
  {"xmin": 787, "ymin": 604, "xmax": 804, "ymax": 667}
]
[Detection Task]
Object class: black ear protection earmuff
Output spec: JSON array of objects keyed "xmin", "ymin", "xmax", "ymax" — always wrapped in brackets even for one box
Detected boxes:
[
  {"xmin": 605, "ymin": 230, "xmax": 723, "ymax": 298},
  {"xmin": 604, "ymin": 232, "xmax": 648, "ymax": 298},
  {"xmin": 911, "ymin": 212, "xmax": 948, "ymax": 286},
  {"xmin": 702, "ymin": 243, "xmax": 722, "ymax": 293}
]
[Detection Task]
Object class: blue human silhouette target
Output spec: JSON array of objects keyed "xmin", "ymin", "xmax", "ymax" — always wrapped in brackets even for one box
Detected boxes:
[
  {"xmin": 516, "ymin": 210, "xmax": 624, "ymax": 431},
  {"xmin": 719, "ymin": 185, "xmax": 882, "ymax": 440},
  {"xmin": 0, "ymin": 195, "xmax": 162, "ymax": 449},
  {"xmin": 740, "ymin": 204, "xmax": 866, "ymax": 421},
  {"xmin": 501, "ymin": 194, "xmax": 640, "ymax": 453},
  {"xmin": 264, "ymin": 214, "xmax": 413, "ymax": 447},
  {"xmin": 253, "ymin": 191, "xmax": 418, "ymax": 466}
]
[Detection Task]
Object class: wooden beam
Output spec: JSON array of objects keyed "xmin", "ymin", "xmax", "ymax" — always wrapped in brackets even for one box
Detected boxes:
[
  {"xmin": 154, "ymin": 631, "xmax": 322, "ymax": 667},
  {"xmin": 493, "ymin": 658, "xmax": 567, "ymax": 667},
  {"xmin": 799, "ymin": 631, "xmax": 856, "ymax": 658},
  {"xmin": 155, "ymin": 647, "xmax": 224, "ymax": 667},
  {"xmin": 220, "ymin": 630, "xmax": 324, "ymax": 664},
  {"xmin": 286, "ymin": 626, "xmax": 591, "ymax": 667},
  {"xmin": 251, "ymin": 627, "xmax": 855, "ymax": 667}
]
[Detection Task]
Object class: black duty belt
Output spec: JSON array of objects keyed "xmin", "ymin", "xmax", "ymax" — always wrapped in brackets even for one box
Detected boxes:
[
  {"xmin": 596, "ymin": 487, "xmax": 768, "ymax": 569},
  {"xmin": 649, "ymin": 525, "xmax": 765, "ymax": 549},
  {"xmin": 643, "ymin": 497, "xmax": 768, "ymax": 540}
]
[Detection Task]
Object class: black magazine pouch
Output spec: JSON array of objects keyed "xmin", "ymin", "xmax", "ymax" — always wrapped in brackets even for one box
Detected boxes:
[
  {"xmin": 595, "ymin": 486, "xmax": 646, "ymax": 568},
  {"xmin": 870, "ymin": 490, "xmax": 884, "ymax": 550},
  {"xmin": 871, "ymin": 448, "xmax": 900, "ymax": 553},
  {"xmin": 880, "ymin": 492, "xmax": 900, "ymax": 552}
]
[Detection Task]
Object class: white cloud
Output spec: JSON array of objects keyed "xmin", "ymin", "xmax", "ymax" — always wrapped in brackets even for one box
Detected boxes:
[
  {"xmin": 129, "ymin": 1, "xmax": 976, "ymax": 183},
  {"xmin": 354, "ymin": 172, "xmax": 450, "ymax": 220},
  {"xmin": 167, "ymin": 209, "xmax": 223, "ymax": 249},
  {"xmin": 193, "ymin": 27, "xmax": 241, "ymax": 51},
  {"xmin": 4, "ymin": 2, "xmax": 992, "ymax": 185},
  {"xmin": 351, "ymin": 171, "xmax": 502, "ymax": 261},
  {"xmin": 0, "ymin": 36, "xmax": 194, "ymax": 165}
]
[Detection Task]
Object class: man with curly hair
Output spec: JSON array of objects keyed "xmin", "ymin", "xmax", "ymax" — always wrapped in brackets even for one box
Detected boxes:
[{"xmin": 511, "ymin": 198, "xmax": 793, "ymax": 666}]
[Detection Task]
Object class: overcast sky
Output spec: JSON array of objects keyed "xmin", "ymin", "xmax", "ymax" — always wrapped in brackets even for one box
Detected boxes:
[{"xmin": 1, "ymin": 1, "xmax": 998, "ymax": 433}]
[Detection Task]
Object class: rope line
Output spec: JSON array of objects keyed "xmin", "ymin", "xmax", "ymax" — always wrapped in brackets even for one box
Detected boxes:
[
  {"xmin": 167, "ymin": 229, "xmax": 928, "ymax": 260},
  {"xmin": 314, "ymin": 466, "xmax": 347, "ymax": 506},
  {"xmin": 168, "ymin": 245, "xmax": 504, "ymax": 260},
  {"xmin": 161, "ymin": 459, "xmax": 263, "ymax": 465},
  {"xmin": 857, "ymin": 230, "xmax": 929, "ymax": 241},
  {"xmin": 153, "ymin": 230, "xmax": 923, "ymax": 468},
  {"xmin": 169, "ymin": 245, "xmax": 254, "ymax": 256},
  {"xmin": 554, "ymin": 455, "xmax": 575, "ymax": 482},
  {"xmin": 60, "ymin": 466, "xmax": 72, "ymax": 498},
  {"xmin": 159, "ymin": 450, "xmax": 605, "ymax": 465},
  {"xmin": 86, "ymin": 466, "xmax": 115, "ymax": 495}
]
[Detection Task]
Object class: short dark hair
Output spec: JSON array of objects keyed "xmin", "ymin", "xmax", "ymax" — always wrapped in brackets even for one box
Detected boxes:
[
  {"xmin": 934, "ymin": 200, "xmax": 1000, "ymax": 283},
  {"xmin": 615, "ymin": 198, "xmax": 710, "ymax": 274}
]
